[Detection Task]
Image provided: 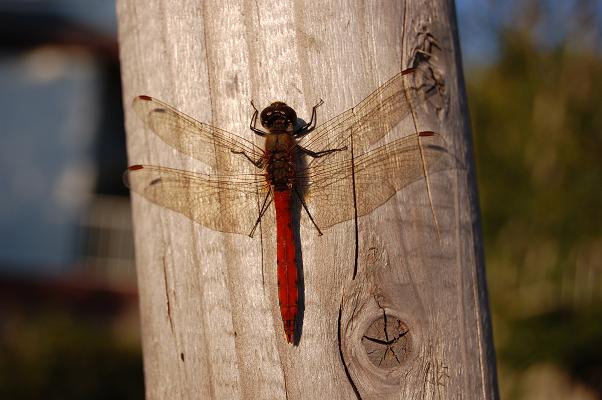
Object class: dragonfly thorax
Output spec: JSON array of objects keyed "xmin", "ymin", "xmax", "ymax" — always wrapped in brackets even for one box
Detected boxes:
[
  {"xmin": 264, "ymin": 133, "xmax": 297, "ymax": 191},
  {"xmin": 260, "ymin": 102, "xmax": 297, "ymax": 132}
]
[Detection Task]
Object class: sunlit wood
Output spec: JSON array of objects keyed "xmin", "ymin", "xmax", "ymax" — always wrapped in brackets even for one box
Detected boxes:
[{"xmin": 117, "ymin": 0, "xmax": 498, "ymax": 398}]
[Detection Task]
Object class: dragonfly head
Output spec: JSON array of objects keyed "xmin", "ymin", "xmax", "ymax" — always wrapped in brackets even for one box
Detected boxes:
[{"xmin": 260, "ymin": 102, "xmax": 297, "ymax": 132}]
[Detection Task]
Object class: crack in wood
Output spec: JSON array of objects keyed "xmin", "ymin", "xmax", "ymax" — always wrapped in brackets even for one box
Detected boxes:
[
  {"xmin": 338, "ymin": 298, "xmax": 362, "ymax": 399},
  {"xmin": 412, "ymin": 27, "xmax": 442, "ymax": 67},
  {"xmin": 162, "ymin": 255, "xmax": 175, "ymax": 335}
]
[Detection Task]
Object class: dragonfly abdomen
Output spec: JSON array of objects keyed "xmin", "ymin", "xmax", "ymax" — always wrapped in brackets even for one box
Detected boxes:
[{"xmin": 274, "ymin": 190, "xmax": 298, "ymax": 343}]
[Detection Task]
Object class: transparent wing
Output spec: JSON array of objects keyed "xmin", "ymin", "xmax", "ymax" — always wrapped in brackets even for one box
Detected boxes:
[
  {"xmin": 299, "ymin": 67, "xmax": 437, "ymax": 160},
  {"xmin": 124, "ymin": 165, "xmax": 269, "ymax": 235},
  {"xmin": 133, "ymin": 96, "xmax": 264, "ymax": 173},
  {"xmin": 298, "ymin": 133, "xmax": 449, "ymax": 229}
]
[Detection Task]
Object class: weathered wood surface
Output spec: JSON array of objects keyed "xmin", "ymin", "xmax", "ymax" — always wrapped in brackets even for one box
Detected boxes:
[{"xmin": 118, "ymin": 0, "xmax": 498, "ymax": 398}]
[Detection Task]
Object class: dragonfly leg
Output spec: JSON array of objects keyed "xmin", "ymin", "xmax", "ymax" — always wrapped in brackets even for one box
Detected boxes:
[
  {"xmin": 230, "ymin": 149, "xmax": 264, "ymax": 168},
  {"xmin": 295, "ymin": 98, "xmax": 324, "ymax": 136},
  {"xmin": 298, "ymin": 145, "xmax": 347, "ymax": 159},
  {"xmin": 249, "ymin": 100, "xmax": 267, "ymax": 137},
  {"xmin": 249, "ymin": 188, "xmax": 273, "ymax": 238},
  {"xmin": 294, "ymin": 187, "xmax": 323, "ymax": 236}
]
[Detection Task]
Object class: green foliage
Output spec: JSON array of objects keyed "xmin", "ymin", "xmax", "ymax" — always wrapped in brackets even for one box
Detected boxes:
[
  {"xmin": 0, "ymin": 309, "xmax": 144, "ymax": 400},
  {"xmin": 467, "ymin": 29, "xmax": 602, "ymax": 398}
]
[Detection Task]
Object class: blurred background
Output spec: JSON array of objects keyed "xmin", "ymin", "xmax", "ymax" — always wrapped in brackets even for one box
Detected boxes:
[{"xmin": 0, "ymin": 0, "xmax": 599, "ymax": 398}]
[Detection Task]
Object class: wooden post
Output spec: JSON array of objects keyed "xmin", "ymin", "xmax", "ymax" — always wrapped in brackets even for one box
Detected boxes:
[{"xmin": 118, "ymin": 0, "xmax": 498, "ymax": 398}]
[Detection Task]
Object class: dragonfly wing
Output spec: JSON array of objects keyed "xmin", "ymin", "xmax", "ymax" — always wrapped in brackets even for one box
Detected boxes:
[
  {"xmin": 299, "ymin": 68, "xmax": 437, "ymax": 158},
  {"xmin": 133, "ymin": 96, "xmax": 264, "ymax": 173},
  {"xmin": 299, "ymin": 133, "xmax": 449, "ymax": 230},
  {"xmin": 125, "ymin": 165, "xmax": 268, "ymax": 235}
]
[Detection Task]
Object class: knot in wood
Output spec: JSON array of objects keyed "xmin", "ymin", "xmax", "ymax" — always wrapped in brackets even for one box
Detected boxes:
[{"xmin": 361, "ymin": 314, "xmax": 409, "ymax": 370}]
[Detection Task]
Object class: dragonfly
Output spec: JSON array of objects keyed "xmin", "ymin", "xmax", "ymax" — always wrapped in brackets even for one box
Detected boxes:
[{"xmin": 124, "ymin": 67, "xmax": 447, "ymax": 344}]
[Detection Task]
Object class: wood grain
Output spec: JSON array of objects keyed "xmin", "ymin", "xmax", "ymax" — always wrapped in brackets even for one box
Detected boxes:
[{"xmin": 117, "ymin": 0, "xmax": 498, "ymax": 398}]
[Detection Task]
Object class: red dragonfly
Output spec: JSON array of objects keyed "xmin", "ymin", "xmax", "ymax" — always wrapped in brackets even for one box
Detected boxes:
[{"xmin": 125, "ymin": 67, "xmax": 447, "ymax": 344}]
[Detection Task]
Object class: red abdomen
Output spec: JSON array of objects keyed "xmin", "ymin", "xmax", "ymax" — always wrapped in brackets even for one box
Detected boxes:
[{"xmin": 274, "ymin": 190, "xmax": 298, "ymax": 343}]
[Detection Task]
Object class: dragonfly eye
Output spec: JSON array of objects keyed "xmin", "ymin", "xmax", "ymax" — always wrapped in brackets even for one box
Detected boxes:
[{"xmin": 261, "ymin": 102, "xmax": 297, "ymax": 130}]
